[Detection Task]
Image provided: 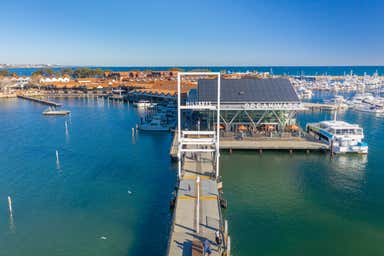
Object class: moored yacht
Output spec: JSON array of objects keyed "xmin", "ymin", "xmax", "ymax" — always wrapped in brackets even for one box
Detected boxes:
[
  {"xmin": 138, "ymin": 114, "xmax": 170, "ymax": 132},
  {"xmin": 306, "ymin": 115, "xmax": 368, "ymax": 154},
  {"xmin": 133, "ymin": 100, "xmax": 156, "ymax": 108}
]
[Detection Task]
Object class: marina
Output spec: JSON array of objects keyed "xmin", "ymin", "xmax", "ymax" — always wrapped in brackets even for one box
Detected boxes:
[
  {"xmin": 1, "ymin": 81, "xmax": 384, "ymax": 255},
  {"xmin": 1, "ymin": 0, "xmax": 384, "ymax": 254},
  {"xmin": 2, "ymin": 66, "xmax": 384, "ymax": 256}
]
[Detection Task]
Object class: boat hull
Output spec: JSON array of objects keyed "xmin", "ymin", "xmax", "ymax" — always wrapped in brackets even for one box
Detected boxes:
[
  {"xmin": 334, "ymin": 145, "xmax": 368, "ymax": 154},
  {"xmin": 43, "ymin": 111, "xmax": 70, "ymax": 116}
]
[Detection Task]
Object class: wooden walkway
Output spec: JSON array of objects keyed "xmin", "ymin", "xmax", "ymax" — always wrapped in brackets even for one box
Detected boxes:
[
  {"xmin": 220, "ymin": 136, "xmax": 329, "ymax": 151},
  {"xmin": 17, "ymin": 95, "xmax": 62, "ymax": 107},
  {"xmin": 167, "ymin": 152, "xmax": 224, "ymax": 256},
  {"xmin": 170, "ymin": 134, "xmax": 329, "ymax": 159}
]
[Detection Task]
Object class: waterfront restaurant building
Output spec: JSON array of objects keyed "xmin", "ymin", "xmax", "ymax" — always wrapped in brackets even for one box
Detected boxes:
[{"xmin": 192, "ymin": 78, "xmax": 304, "ymax": 135}]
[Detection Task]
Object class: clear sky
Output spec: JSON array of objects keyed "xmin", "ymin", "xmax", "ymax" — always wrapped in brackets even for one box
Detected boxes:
[{"xmin": 1, "ymin": 0, "xmax": 383, "ymax": 66}]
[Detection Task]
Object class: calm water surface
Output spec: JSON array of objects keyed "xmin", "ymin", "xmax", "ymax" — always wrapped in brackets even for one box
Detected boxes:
[
  {"xmin": 1, "ymin": 98, "xmax": 384, "ymax": 255},
  {"xmin": 0, "ymin": 98, "xmax": 176, "ymax": 255}
]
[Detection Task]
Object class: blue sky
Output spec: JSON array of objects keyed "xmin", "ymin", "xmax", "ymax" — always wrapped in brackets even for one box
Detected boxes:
[{"xmin": 1, "ymin": 0, "xmax": 383, "ymax": 66}]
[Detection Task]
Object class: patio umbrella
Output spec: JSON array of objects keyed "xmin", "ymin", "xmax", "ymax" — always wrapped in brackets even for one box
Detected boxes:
[{"xmin": 238, "ymin": 125, "xmax": 247, "ymax": 131}]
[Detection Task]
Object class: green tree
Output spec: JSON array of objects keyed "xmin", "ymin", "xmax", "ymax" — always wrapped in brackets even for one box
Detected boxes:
[
  {"xmin": 0, "ymin": 70, "xmax": 15, "ymax": 76},
  {"xmin": 60, "ymin": 67, "xmax": 74, "ymax": 76},
  {"xmin": 31, "ymin": 69, "xmax": 44, "ymax": 77}
]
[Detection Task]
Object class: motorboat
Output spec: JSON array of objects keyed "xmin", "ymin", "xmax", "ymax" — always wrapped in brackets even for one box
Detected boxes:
[
  {"xmin": 133, "ymin": 100, "xmax": 157, "ymax": 108},
  {"xmin": 138, "ymin": 114, "xmax": 169, "ymax": 132},
  {"xmin": 306, "ymin": 115, "xmax": 368, "ymax": 154}
]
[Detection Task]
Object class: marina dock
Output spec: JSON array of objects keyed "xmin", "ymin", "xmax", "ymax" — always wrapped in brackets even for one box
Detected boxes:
[
  {"xmin": 17, "ymin": 95, "xmax": 62, "ymax": 107},
  {"xmin": 167, "ymin": 150, "xmax": 228, "ymax": 256},
  {"xmin": 168, "ymin": 72, "xmax": 229, "ymax": 256},
  {"xmin": 302, "ymin": 102, "xmax": 337, "ymax": 111},
  {"xmin": 220, "ymin": 136, "xmax": 328, "ymax": 151},
  {"xmin": 170, "ymin": 133, "xmax": 329, "ymax": 159}
]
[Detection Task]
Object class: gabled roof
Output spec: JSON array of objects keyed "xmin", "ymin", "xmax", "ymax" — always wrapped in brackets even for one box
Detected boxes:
[{"xmin": 198, "ymin": 78, "xmax": 300, "ymax": 103}]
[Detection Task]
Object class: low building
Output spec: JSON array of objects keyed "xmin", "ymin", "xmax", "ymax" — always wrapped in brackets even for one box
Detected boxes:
[
  {"xmin": 40, "ymin": 77, "xmax": 70, "ymax": 83},
  {"xmin": 191, "ymin": 78, "xmax": 304, "ymax": 134}
]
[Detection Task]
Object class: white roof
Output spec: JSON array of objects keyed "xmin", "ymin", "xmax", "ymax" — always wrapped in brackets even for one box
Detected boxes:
[{"xmin": 320, "ymin": 120, "xmax": 361, "ymax": 129}]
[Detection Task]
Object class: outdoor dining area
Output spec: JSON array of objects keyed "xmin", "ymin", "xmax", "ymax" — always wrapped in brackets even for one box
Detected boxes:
[{"xmin": 218, "ymin": 122, "xmax": 302, "ymax": 140}]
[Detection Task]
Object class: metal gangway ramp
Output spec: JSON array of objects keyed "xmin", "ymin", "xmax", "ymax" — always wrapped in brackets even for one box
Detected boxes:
[{"xmin": 167, "ymin": 72, "xmax": 230, "ymax": 256}]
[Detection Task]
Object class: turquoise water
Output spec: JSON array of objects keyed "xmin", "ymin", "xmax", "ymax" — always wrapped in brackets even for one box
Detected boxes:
[
  {"xmin": 2, "ymin": 98, "xmax": 384, "ymax": 256},
  {"xmin": 0, "ymin": 98, "xmax": 176, "ymax": 255},
  {"xmin": 222, "ymin": 109, "xmax": 384, "ymax": 255}
]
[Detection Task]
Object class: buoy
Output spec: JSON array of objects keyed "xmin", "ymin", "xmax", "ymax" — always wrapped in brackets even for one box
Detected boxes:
[
  {"xmin": 8, "ymin": 196, "xmax": 13, "ymax": 217},
  {"xmin": 100, "ymin": 236, "xmax": 107, "ymax": 240},
  {"xmin": 128, "ymin": 190, "xmax": 132, "ymax": 195}
]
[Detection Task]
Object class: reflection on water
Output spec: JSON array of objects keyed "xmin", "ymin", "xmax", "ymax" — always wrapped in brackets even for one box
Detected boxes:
[
  {"xmin": 328, "ymin": 154, "xmax": 367, "ymax": 193},
  {"xmin": 9, "ymin": 214, "xmax": 15, "ymax": 234}
]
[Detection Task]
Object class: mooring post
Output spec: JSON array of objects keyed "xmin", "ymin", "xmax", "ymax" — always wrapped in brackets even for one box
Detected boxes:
[
  {"xmin": 224, "ymin": 219, "xmax": 228, "ymax": 243},
  {"xmin": 196, "ymin": 176, "xmax": 200, "ymax": 233},
  {"xmin": 227, "ymin": 235, "xmax": 231, "ymax": 256}
]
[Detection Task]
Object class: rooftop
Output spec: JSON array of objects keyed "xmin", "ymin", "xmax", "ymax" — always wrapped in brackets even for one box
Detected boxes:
[
  {"xmin": 319, "ymin": 120, "xmax": 362, "ymax": 129},
  {"xmin": 198, "ymin": 78, "xmax": 300, "ymax": 103}
]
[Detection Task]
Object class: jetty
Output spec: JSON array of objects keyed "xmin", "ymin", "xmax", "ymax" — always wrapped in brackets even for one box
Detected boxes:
[
  {"xmin": 17, "ymin": 95, "xmax": 62, "ymax": 107},
  {"xmin": 167, "ymin": 147, "xmax": 227, "ymax": 256},
  {"xmin": 170, "ymin": 133, "xmax": 328, "ymax": 159},
  {"xmin": 168, "ymin": 72, "xmax": 230, "ymax": 256},
  {"xmin": 220, "ymin": 135, "xmax": 328, "ymax": 151},
  {"xmin": 302, "ymin": 102, "xmax": 337, "ymax": 111}
]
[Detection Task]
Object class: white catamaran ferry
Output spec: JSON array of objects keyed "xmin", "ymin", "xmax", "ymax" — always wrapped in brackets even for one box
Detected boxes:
[{"xmin": 306, "ymin": 117, "xmax": 368, "ymax": 154}]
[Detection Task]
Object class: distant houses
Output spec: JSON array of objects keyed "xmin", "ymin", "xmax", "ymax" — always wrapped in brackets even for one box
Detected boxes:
[{"xmin": 39, "ymin": 76, "xmax": 70, "ymax": 83}]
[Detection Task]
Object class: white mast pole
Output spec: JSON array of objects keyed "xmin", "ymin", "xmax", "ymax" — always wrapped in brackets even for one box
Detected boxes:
[
  {"xmin": 177, "ymin": 72, "xmax": 182, "ymax": 179},
  {"xmin": 216, "ymin": 73, "xmax": 221, "ymax": 178}
]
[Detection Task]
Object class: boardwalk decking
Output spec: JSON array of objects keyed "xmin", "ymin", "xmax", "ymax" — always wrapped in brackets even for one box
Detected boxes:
[
  {"xmin": 170, "ymin": 134, "xmax": 329, "ymax": 159},
  {"xmin": 220, "ymin": 136, "xmax": 329, "ymax": 150},
  {"xmin": 17, "ymin": 95, "xmax": 62, "ymax": 107},
  {"xmin": 168, "ymin": 152, "xmax": 223, "ymax": 256}
]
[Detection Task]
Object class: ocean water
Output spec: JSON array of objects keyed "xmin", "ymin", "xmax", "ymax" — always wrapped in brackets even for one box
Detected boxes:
[
  {"xmin": 6, "ymin": 66, "xmax": 384, "ymax": 76},
  {"xmin": 0, "ymin": 98, "xmax": 176, "ymax": 255},
  {"xmin": 1, "ymin": 98, "xmax": 384, "ymax": 256}
]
